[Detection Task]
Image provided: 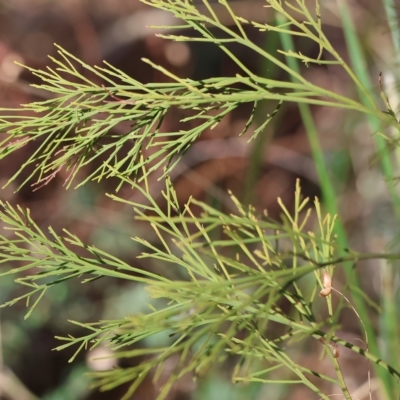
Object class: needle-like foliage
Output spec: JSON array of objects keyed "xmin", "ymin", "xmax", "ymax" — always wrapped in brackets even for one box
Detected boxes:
[
  {"xmin": 0, "ymin": 1, "xmax": 398, "ymax": 191},
  {"xmin": 2, "ymin": 173, "xmax": 399, "ymax": 400},
  {"xmin": 1, "ymin": 1, "xmax": 400, "ymax": 399}
]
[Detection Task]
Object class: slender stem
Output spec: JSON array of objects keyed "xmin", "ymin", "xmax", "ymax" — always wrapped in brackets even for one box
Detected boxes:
[
  {"xmin": 336, "ymin": 0, "xmax": 400, "ymax": 397},
  {"xmin": 275, "ymin": 11, "xmax": 369, "ymax": 399},
  {"xmin": 333, "ymin": 357, "xmax": 352, "ymax": 399}
]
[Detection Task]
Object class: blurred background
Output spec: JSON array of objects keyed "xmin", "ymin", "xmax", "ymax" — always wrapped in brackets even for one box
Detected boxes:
[{"xmin": 0, "ymin": 0, "xmax": 399, "ymax": 399}]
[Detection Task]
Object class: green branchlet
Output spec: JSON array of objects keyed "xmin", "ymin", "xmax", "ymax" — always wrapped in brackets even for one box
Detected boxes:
[{"xmin": 0, "ymin": 1, "xmax": 400, "ymax": 399}]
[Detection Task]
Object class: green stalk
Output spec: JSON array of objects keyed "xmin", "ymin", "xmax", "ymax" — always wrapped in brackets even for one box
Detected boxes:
[
  {"xmin": 276, "ymin": 12, "xmax": 389, "ymax": 398},
  {"xmin": 382, "ymin": 0, "xmax": 400, "ymax": 179},
  {"xmin": 337, "ymin": 0, "xmax": 400, "ymax": 397},
  {"xmin": 336, "ymin": 0, "xmax": 400, "ymax": 217},
  {"xmin": 381, "ymin": 0, "xmax": 400, "ymax": 394},
  {"xmin": 382, "ymin": 0, "xmax": 400, "ymax": 65},
  {"xmin": 381, "ymin": 0, "xmax": 400, "ymax": 371}
]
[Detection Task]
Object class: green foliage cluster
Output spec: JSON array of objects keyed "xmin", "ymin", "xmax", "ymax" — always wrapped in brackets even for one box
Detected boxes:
[{"xmin": 1, "ymin": 1, "xmax": 400, "ymax": 399}]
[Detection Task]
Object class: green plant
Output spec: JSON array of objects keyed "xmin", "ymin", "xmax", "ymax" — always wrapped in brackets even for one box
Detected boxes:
[{"xmin": 1, "ymin": 1, "xmax": 400, "ymax": 399}]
